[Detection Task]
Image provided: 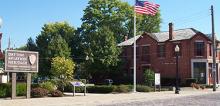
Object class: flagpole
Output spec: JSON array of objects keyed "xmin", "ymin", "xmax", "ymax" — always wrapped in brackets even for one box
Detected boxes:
[{"xmin": 133, "ymin": 0, "xmax": 137, "ymax": 93}]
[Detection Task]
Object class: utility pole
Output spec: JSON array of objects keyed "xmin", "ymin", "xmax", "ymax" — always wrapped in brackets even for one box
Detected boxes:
[{"xmin": 211, "ymin": 5, "xmax": 216, "ymax": 91}]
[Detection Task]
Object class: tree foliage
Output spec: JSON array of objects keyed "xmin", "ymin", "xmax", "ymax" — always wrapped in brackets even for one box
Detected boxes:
[
  {"xmin": 48, "ymin": 35, "xmax": 71, "ymax": 58},
  {"xmin": 51, "ymin": 56, "xmax": 75, "ymax": 82},
  {"xmin": 85, "ymin": 26, "xmax": 121, "ymax": 81},
  {"xmin": 36, "ymin": 22, "xmax": 73, "ymax": 77},
  {"xmin": 26, "ymin": 37, "xmax": 38, "ymax": 51},
  {"xmin": 81, "ymin": 0, "xmax": 161, "ymax": 43}
]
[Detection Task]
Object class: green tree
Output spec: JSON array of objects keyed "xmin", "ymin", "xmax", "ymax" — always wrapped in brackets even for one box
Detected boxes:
[
  {"xmin": 143, "ymin": 69, "xmax": 155, "ymax": 86},
  {"xmin": 36, "ymin": 22, "xmax": 73, "ymax": 77},
  {"xmin": 85, "ymin": 26, "xmax": 121, "ymax": 81},
  {"xmin": 51, "ymin": 56, "xmax": 75, "ymax": 91},
  {"xmin": 48, "ymin": 35, "xmax": 71, "ymax": 58},
  {"xmin": 26, "ymin": 37, "xmax": 38, "ymax": 51},
  {"xmin": 80, "ymin": 0, "xmax": 161, "ymax": 43},
  {"xmin": 15, "ymin": 45, "xmax": 27, "ymax": 50},
  {"xmin": 79, "ymin": 0, "xmax": 161, "ymax": 82}
]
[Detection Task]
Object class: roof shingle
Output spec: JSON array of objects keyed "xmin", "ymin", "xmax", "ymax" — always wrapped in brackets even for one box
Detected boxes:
[{"xmin": 118, "ymin": 28, "xmax": 203, "ymax": 46}]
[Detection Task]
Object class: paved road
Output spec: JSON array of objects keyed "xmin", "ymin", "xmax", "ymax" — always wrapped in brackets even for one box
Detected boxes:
[
  {"xmin": 1, "ymin": 89, "xmax": 220, "ymax": 106},
  {"xmin": 103, "ymin": 92, "xmax": 220, "ymax": 106}
]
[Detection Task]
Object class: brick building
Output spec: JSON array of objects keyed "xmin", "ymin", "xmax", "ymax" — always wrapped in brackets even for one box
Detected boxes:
[{"xmin": 118, "ymin": 23, "xmax": 220, "ymax": 85}]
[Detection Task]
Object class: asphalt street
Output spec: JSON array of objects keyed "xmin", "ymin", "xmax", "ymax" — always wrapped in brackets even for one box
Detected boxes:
[{"xmin": 102, "ymin": 92, "xmax": 220, "ymax": 106}]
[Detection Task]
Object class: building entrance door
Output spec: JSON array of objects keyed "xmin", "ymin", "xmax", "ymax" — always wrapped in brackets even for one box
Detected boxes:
[{"xmin": 193, "ymin": 62, "xmax": 206, "ymax": 84}]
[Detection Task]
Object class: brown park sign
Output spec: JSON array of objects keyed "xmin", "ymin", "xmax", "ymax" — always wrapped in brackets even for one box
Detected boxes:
[{"xmin": 5, "ymin": 50, "xmax": 39, "ymax": 72}]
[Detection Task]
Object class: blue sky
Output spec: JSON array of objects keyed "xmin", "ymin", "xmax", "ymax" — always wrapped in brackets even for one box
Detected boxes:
[{"xmin": 0, "ymin": 0, "xmax": 219, "ymax": 50}]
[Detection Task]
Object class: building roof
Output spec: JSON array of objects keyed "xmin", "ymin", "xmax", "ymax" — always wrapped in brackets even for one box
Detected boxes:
[
  {"xmin": 117, "ymin": 35, "xmax": 141, "ymax": 46},
  {"xmin": 118, "ymin": 28, "xmax": 207, "ymax": 46}
]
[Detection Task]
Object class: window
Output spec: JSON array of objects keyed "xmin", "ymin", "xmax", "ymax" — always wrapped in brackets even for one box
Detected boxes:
[
  {"xmin": 157, "ymin": 44, "xmax": 165, "ymax": 57},
  {"xmin": 194, "ymin": 42, "xmax": 205, "ymax": 56},
  {"xmin": 209, "ymin": 43, "xmax": 212, "ymax": 56},
  {"xmin": 142, "ymin": 46, "xmax": 150, "ymax": 63}
]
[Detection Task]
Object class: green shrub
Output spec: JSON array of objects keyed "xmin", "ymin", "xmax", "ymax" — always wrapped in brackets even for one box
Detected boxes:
[
  {"xmin": 114, "ymin": 85, "xmax": 131, "ymax": 93},
  {"xmin": 16, "ymin": 83, "xmax": 26, "ymax": 96},
  {"xmin": 63, "ymin": 83, "xmax": 85, "ymax": 93},
  {"xmin": 31, "ymin": 83, "xmax": 40, "ymax": 89},
  {"xmin": 136, "ymin": 85, "xmax": 152, "ymax": 92},
  {"xmin": 87, "ymin": 85, "xmax": 114, "ymax": 93},
  {"xmin": 143, "ymin": 69, "xmax": 155, "ymax": 86},
  {"xmin": 0, "ymin": 83, "xmax": 27, "ymax": 97},
  {"xmin": 39, "ymin": 81, "xmax": 56, "ymax": 93},
  {"xmin": 51, "ymin": 90, "xmax": 63, "ymax": 97},
  {"xmin": 31, "ymin": 87, "xmax": 48, "ymax": 98},
  {"xmin": 63, "ymin": 83, "xmax": 72, "ymax": 92},
  {"xmin": 0, "ymin": 83, "xmax": 10, "ymax": 97},
  {"xmin": 0, "ymin": 83, "xmax": 43, "ymax": 98}
]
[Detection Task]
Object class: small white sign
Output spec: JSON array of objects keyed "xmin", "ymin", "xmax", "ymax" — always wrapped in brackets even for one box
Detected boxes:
[
  {"xmin": 70, "ymin": 81, "xmax": 85, "ymax": 86},
  {"xmin": 1, "ymin": 75, "xmax": 7, "ymax": 83},
  {"xmin": 155, "ymin": 73, "xmax": 160, "ymax": 85},
  {"xmin": 201, "ymin": 73, "xmax": 204, "ymax": 77}
]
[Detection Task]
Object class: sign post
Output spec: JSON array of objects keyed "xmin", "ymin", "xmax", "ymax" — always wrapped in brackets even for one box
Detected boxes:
[
  {"xmin": 11, "ymin": 73, "xmax": 16, "ymax": 99},
  {"xmin": 4, "ymin": 50, "xmax": 38, "ymax": 99},
  {"xmin": 70, "ymin": 81, "xmax": 86, "ymax": 96},
  {"xmin": 154, "ymin": 73, "xmax": 161, "ymax": 92}
]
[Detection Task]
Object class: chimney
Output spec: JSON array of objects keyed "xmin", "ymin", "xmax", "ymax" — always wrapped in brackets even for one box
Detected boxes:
[
  {"xmin": 124, "ymin": 35, "xmax": 128, "ymax": 41},
  {"xmin": 169, "ymin": 23, "xmax": 173, "ymax": 40}
]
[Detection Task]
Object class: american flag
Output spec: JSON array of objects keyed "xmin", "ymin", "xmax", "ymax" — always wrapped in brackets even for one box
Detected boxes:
[{"xmin": 135, "ymin": 0, "xmax": 160, "ymax": 15}]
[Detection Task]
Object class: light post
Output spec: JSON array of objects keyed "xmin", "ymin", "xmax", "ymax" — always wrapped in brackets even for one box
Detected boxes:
[{"xmin": 175, "ymin": 45, "xmax": 180, "ymax": 94}]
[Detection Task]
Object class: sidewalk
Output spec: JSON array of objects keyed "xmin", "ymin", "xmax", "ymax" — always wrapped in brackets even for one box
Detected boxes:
[{"xmin": 0, "ymin": 88, "xmax": 219, "ymax": 106}]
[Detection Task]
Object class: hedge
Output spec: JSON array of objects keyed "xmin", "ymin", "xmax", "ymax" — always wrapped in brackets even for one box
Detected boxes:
[
  {"xmin": 16, "ymin": 83, "xmax": 27, "ymax": 96},
  {"xmin": 113, "ymin": 85, "xmax": 132, "ymax": 93},
  {"xmin": 87, "ymin": 85, "xmax": 115, "ymax": 93},
  {"xmin": 0, "ymin": 83, "xmax": 37, "ymax": 98},
  {"xmin": 0, "ymin": 83, "xmax": 10, "ymax": 97},
  {"xmin": 136, "ymin": 85, "xmax": 153, "ymax": 92}
]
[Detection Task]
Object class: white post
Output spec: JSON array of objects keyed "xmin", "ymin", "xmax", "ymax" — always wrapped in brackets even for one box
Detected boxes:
[{"xmin": 133, "ymin": 1, "xmax": 137, "ymax": 93}]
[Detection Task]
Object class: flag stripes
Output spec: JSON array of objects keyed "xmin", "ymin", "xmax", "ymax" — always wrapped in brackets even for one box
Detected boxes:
[{"xmin": 135, "ymin": 0, "xmax": 160, "ymax": 15}]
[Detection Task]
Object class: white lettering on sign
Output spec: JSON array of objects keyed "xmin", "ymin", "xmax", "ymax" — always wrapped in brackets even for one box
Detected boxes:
[{"xmin": 7, "ymin": 53, "xmax": 28, "ymax": 65}]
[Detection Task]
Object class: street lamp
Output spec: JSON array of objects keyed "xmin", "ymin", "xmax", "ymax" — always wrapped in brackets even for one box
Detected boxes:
[{"xmin": 175, "ymin": 45, "xmax": 180, "ymax": 94}]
